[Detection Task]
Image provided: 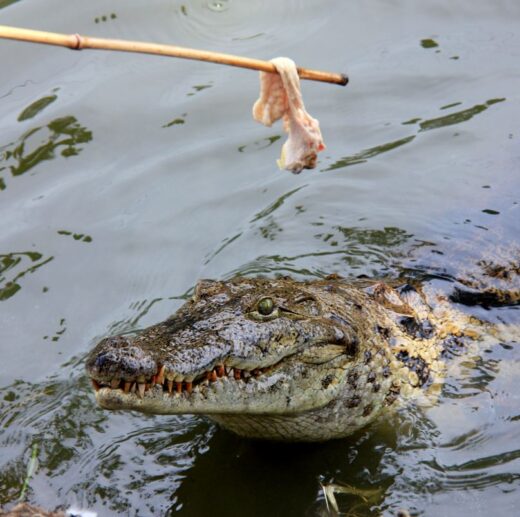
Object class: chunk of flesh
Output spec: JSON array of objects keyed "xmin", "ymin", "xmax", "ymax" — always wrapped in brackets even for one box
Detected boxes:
[{"xmin": 253, "ymin": 57, "xmax": 325, "ymax": 173}]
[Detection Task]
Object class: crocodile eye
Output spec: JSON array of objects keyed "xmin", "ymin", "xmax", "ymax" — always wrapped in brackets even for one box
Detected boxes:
[{"xmin": 257, "ymin": 297, "xmax": 275, "ymax": 316}]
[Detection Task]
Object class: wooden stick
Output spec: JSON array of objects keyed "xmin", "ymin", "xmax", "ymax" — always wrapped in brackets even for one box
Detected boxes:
[{"xmin": 0, "ymin": 25, "xmax": 348, "ymax": 86}]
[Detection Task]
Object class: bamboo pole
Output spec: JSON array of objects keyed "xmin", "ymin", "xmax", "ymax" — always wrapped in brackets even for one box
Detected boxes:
[{"xmin": 0, "ymin": 25, "xmax": 348, "ymax": 86}]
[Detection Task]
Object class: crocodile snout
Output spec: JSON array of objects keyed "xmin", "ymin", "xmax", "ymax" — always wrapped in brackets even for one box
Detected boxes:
[{"xmin": 86, "ymin": 335, "xmax": 157, "ymax": 382}]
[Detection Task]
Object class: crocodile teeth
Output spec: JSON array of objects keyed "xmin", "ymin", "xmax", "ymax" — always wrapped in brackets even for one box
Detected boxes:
[
  {"xmin": 156, "ymin": 365, "xmax": 166, "ymax": 385},
  {"xmin": 137, "ymin": 383, "xmax": 146, "ymax": 398},
  {"xmin": 130, "ymin": 383, "xmax": 137, "ymax": 394},
  {"xmin": 123, "ymin": 381, "xmax": 132, "ymax": 393},
  {"xmin": 151, "ymin": 363, "xmax": 269, "ymax": 396},
  {"xmin": 111, "ymin": 378, "xmax": 121, "ymax": 389}
]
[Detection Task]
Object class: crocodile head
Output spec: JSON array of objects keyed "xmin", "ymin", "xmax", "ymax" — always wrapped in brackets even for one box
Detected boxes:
[{"xmin": 86, "ymin": 277, "xmax": 395, "ymax": 440}]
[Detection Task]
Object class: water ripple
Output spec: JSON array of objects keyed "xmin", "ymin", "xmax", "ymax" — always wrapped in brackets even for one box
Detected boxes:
[{"xmin": 172, "ymin": 0, "xmax": 328, "ymax": 50}]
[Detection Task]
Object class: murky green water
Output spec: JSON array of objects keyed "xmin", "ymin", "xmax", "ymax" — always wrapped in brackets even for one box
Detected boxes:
[{"xmin": 1, "ymin": 1, "xmax": 519, "ymax": 515}]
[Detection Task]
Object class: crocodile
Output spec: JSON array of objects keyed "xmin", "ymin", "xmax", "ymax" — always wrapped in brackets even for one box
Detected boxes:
[{"xmin": 85, "ymin": 255, "xmax": 520, "ymax": 443}]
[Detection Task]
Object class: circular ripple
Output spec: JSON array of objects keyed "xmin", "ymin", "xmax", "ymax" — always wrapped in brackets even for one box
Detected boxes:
[{"xmin": 173, "ymin": 0, "xmax": 328, "ymax": 51}]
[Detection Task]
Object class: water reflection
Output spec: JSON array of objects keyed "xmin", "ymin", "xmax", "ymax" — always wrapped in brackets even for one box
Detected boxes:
[
  {"xmin": 204, "ymin": 186, "xmax": 306, "ymax": 264},
  {"xmin": 0, "ymin": 251, "xmax": 53, "ymax": 301},
  {"xmin": 421, "ymin": 38, "xmax": 439, "ymax": 49},
  {"xmin": 163, "ymin": 115, "xmax": 187, "ymax": 128},
  {"xmin": 168, "ymin": 423, "xmax": 396, "ymax": 516},
  {"xmin": 76, "ymin": 416, "xmax": 207, "ymax": 514},
  {"xmin": 251, "ymin": 185, "xmax": 306, "ymax": 222},
  {"xmin": 232, "ymin": 32, "xmax": 264, "ymax": 41},
  {"xmin": 325, "ymin": 98, "xmax": 506, "ymax": 172},
  {"xmin": 0, "ymin": 94, "xmax": 92, "ymax": 188},
  {"xmin": 57, "ymin": 230, "xmax": 93, "ymax": 243},
  {"xmin": 43, "ymin": 318, "xmax": 67, "ymax": 343},
  {"xmin": 237, "ymin": 135, "xmax": 281, "ymax": 153},
  {"xmin": 106, "ymin": 292, "xmax": 189, "ymax": 336},
  {"xmin": 94, "ymin": 13, "xmax": 117, "ymax": 24},
  {"xmin": 385, "ymin": 335, "xmax": 520, "ymax": 514},
  {"xmin": 419, "ymin": 98, "xmax": 506, "ymax": 132},
  {"xmin": 226, "ymin": 255, "xmax": 319, "ymax": 278},
  {"xmin": 187, "ymin": 84, "xmax": 213, "ymax": 96},
  {"xmin": 0, "ymin": 0, "xmax": 18, "ymax": 10},
  {"xmin": 0, "ymin": 375, "xmax": 101, "ymax": 505},
  {"xmin": 324, "ymin": 135, "xmax": 415, "ymax": 170},
  {"xmin": 216, "ymin": 219, "xmax": 426, "ymax": 279},
  {"xmin": 278, "ymin": 225, "xmax": 412, "ymax": 264},
  {"xmin": 17, "ymin": 95, "xmax": 57, "ymax": 122},
  {"xmin": 204, "ymin": 181, "xmax": 441, "ymax": 278},
  {"xmin": 440, "ymin": 102, "xmax": 462, "ymax": 111},
  {"xmin": 204, "ymin": 232, "xmax": 242, "ymax": 265},
  {"xmin": 0, "ymin": 373, "xmax": 207, "ymax": 513}
]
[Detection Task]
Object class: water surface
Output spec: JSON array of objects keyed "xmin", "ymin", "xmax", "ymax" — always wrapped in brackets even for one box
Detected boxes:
[{"xmin": 0, "ymin": 0, "xmax": 519, "ymax": 515}]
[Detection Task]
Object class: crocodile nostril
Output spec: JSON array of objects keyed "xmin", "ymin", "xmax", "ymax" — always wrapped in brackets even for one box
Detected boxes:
[{"xmin": 94, "ymin": 352, "xmax": 114, "ymax": 369}]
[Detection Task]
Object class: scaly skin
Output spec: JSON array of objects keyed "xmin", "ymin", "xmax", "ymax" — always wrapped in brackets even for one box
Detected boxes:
[{"xmin": 86, "ymin": 276, "xmax": 478, "ymax": 441}]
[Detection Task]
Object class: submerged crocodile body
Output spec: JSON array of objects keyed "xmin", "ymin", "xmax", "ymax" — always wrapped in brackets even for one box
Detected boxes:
[{"xmin": 86, "ymin": 273, "xmax": 495, "ymax": 441}]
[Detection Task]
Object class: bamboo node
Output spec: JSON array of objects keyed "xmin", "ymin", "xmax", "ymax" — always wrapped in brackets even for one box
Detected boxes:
[{"xmin": 72, "ymin": 33, "xmax": 83, "ymax": 50}]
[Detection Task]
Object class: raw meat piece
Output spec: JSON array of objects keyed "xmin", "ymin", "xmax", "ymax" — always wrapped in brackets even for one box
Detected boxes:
[{"xmin": 253, "ymin": 57, "xmax": 325, "ymax": 173}]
